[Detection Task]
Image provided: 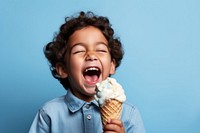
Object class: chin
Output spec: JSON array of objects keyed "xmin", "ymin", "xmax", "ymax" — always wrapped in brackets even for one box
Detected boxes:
[{"xmin": 85, "ymin": 89, "xmax": 96, "ymax": 96}]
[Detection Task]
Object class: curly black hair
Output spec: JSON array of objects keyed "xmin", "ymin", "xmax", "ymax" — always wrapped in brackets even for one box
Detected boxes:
[{"xmin": 44, "ymin": 11, "xmax": 124, "ymax": 90}]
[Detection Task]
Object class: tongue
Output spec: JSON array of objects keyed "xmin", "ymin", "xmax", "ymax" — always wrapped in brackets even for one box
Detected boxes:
[{"xmin": 84, "ymin": 75, "xmax": 98, "ymax": 83}]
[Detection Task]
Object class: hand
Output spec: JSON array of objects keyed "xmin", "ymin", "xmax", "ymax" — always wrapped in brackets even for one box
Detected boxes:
[{"xmin": 103, "ymin": 119, "xmax": 125, "ymax": 133}]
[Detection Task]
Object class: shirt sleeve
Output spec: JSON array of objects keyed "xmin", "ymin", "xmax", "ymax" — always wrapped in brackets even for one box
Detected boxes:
[
  {"xmin": 28, "ymin": 109, "xmax": 51, "ymax": 133},
  {"xmin": 126, "ymin": 107, "xmax": 146, "ymax": 133}
]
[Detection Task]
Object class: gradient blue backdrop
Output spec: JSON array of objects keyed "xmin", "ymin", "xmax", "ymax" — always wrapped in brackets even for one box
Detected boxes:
[{"xmin": 0, "ymin": 0, "xmax": 200, "ymax": 133}]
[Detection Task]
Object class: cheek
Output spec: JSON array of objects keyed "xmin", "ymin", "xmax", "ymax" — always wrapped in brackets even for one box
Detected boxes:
[
  {"xmin": 69, "ymin": 56, "xmax": 83, "ymax": 70},
  {"xmin": 101, "ymin": 55, "xmax": 112, "ymax": 64},
  {"xmin": 102, "ymin": 58, "xmax": 113, "ymax": 69},
  {"xmin": 102, "ymin": 55, "xmax": 115, "ymax": 73}
]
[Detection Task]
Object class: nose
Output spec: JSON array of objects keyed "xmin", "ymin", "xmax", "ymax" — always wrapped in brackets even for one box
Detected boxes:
[{"xmin": 85, "ymin": 51, "xmax": 98, "ymax": 61}]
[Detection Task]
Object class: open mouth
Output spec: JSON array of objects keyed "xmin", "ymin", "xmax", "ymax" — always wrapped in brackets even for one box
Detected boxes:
[{"xmin": 83, "ymin": 67, "xmax": 101, "ymax": 84}]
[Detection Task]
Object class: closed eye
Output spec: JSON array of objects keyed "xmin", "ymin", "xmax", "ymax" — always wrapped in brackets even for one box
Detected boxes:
[
  {"xmin": 73, "ymin": 50, "xmax": 86, "ymax": 54},
  {"xmin": 96, "ymin": 49, "xmax": 108, "ymax": 53},
  {"xmin": 71, "ymin": 44, "xmax": 86, "ymax": 55},
  {"xmin": 96, "ymin": 43, "xmax": 109, "ymax": 53}
]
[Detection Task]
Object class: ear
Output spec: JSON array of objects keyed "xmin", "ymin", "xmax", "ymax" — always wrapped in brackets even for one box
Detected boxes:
[
  {"xmin": 56, "ymin": 63, "xmax": 68, "ymax": 78},
  {"xmin": 109, "ymin": 60, "xmax": 116, "ymax": 75}
]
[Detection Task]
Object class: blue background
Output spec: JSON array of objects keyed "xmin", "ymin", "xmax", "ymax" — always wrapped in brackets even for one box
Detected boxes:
[{"xmin": 0, "ymin": 0, "xmax": 200, "ymax": 133}]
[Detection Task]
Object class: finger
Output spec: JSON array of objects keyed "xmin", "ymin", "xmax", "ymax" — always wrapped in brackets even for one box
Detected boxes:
[
  {"xmin": 109, "ymin": 119, "xmax": 123, "ymax": 127},
  {"xmin": 104, "ymin": 131, "xmax": 115, "ymax": 133},
  {"xmin": 104, "ymin": 123, "xmax": 121, "ymax": 132},
  {"xmin": 104, "ymin": 119, "xmax": 125, "ymax": 133}
]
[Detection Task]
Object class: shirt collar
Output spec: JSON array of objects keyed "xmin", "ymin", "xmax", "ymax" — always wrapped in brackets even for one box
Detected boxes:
[{"xmin": 65, "ymin": 89, "xmax": 99, "ymax": 113}]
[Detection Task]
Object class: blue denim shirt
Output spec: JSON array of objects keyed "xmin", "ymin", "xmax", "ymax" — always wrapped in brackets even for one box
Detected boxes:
[{"xmin": 29, "ymin": 90, "xmax": 145, "ymax": 133}]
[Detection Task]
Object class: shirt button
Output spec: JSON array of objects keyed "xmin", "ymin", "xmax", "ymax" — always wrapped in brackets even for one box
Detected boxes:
[
  {"xmin": 87, "ymin": 114, "xmax": 92, "ymax": 120},
  {"xmin": 86, "ymin": 104, "xmax": 90, "ymax": 109}
]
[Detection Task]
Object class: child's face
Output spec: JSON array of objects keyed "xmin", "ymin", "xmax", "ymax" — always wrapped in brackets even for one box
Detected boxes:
[{"xmin": 58, "ymin": 26, "xmax": 115, "ymax": 101}]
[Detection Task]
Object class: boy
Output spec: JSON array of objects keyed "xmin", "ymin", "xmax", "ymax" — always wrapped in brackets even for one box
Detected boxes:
[{"xmin": 29, "ymin": 11, "xmax": 145, "ymax": 133}]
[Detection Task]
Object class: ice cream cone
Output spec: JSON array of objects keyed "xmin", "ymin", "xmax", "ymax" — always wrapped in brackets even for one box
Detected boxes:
[
  {"xmin": 100, "ymin": 99, "xmax": 122, "ymax": 126},
  {"xmin": 95, "ymin": 78, "xmax": 126, "ymax": 126}
]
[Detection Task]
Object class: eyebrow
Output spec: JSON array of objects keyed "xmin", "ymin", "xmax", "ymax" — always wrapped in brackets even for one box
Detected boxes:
[{"xmin": 70, "ymin": 43, "xmax": 84, "ymax": 51}]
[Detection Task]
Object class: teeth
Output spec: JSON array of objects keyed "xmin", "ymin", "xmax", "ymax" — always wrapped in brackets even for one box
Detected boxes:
[{"xmin": 85, "ymin": 67, "xmax": 99, "ymax": 72}]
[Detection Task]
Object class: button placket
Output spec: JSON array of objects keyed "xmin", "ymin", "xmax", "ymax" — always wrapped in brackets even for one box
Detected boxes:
[
  {"xmin": 85, "ymin": 104, "xmax": 92, "ymax": 120},
  {"xmin": 82, "ymin": 103, "xmax": 94, "ymax": 132}
]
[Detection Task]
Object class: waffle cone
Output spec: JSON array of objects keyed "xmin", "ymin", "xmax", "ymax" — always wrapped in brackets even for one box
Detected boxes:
[{"xmin": 100, "ymin": 99, "xmax": 122, "ymax": 126}]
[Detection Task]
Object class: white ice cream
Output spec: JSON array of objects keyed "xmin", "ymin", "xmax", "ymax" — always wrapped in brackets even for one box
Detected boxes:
[{"xmin": 94, "ymin": 77, "xmax": 126, "ymax": 107}]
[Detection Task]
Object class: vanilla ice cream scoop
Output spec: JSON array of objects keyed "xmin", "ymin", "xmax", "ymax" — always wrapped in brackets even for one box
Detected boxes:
[{"xmin": 94, "ymin": 77, "xmax": 126, "ymax": 107}]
